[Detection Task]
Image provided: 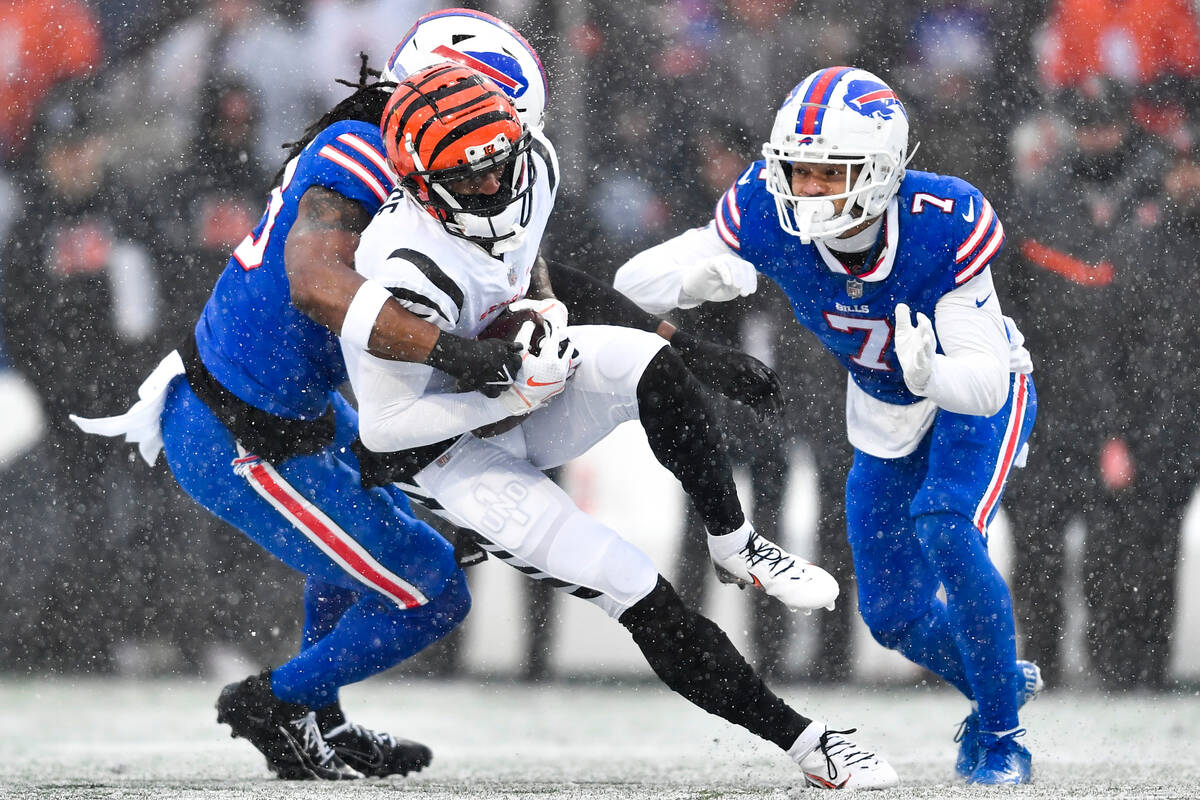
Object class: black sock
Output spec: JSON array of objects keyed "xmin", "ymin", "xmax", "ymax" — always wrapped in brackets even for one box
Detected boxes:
[
  {"xmin": 619, "ymin": 577, "xmax": 810, "ymax": 751},
  {"xmin": 636, "ymin": 348, "xmax": 745, "ymax": 534}
]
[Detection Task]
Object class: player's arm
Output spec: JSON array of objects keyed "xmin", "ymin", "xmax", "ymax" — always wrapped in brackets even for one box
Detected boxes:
[
  {"xmin": 285, "ymin": 186, "xmax": 520, "ymax": 394},
  {"xmin": 549, "ymin": 258, "xmax": 782, "ymax": 415},
  {"xmin": 895, "ymin": 270, "xmax": 1010, "ymax": 416},
  {"xmin": 285, "ymin": 186, "xmax": 439, "ymax": 359},
  {"xmin": 351, "ymin": 354, "xmax": 519, "ymax": 452},
  {"xmin": 615, "ymin": 223, "xmax": 758, "ymax": 314}
]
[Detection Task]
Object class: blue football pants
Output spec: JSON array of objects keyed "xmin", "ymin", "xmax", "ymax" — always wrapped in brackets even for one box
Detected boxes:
[
  {"xmin": 160, "ymin": 378, "xmax": 468, "ymax": 707},
  {"xmin": 846, "ymin": 373, "xmax": 1036, "ymax": 732}
]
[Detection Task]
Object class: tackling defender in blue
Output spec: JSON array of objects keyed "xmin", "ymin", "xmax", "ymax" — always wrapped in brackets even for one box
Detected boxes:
[
  {"xmin": 72, "ymin": 11, "xmax": 555, "ymax": 781},
  {"xmin": 616, "ymin": 66, "xmax": 1042, "ymax": 785}
]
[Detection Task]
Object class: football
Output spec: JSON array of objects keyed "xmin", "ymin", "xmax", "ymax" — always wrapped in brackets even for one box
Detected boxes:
[
  {"xmin": 478, "ymin": 306, "xmax": 547, "ymax": 356},
  {"xmin": 467, "ymin": 306, "xmax": 547, "ymax": 438}
]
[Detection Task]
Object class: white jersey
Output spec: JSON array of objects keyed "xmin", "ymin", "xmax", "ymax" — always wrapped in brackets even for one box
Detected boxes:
[{"xmin": 345, "ymin": 130, "xmax": 560, "ymax": 452}]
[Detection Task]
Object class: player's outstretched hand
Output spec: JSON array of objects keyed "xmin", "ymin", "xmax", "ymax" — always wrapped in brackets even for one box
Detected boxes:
[
  {"xmin": 498, "ymin": 320, "xmax": 579, "ymax": 415},
  {"xmin": 679, "ymin": 254, "xmax": 758, "ymax": 305},
  {"xmin": 670, "ymin": 329, "xmax": 784, "ymax": 416},
  {"xmin": 424, "ymin": 332, "xmax": 524, "ymax": 398},
  {"xmin": 894, "ymin": 302, "xmax": 936, "ymax": 394}
]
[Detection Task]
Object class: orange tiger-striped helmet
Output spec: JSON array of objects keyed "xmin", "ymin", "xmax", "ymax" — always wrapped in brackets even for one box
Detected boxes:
[{"xmin": 381, "ymin": 62, "xmax": 534, "ymax": 251}]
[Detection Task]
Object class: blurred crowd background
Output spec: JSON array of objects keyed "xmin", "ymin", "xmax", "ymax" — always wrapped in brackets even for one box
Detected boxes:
[{"xmin": 1, "ymin": 0, "xmax": 1199, "ymax": 692}]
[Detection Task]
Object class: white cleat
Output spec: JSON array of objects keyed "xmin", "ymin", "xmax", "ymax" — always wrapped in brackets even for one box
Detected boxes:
[
  {"xmin": 709, "ymin": 527, "xmax": 839, "ymax": 612},
  {"xmin": 799, "ymin": 727, "xmax": 900, "ymax": 790}
]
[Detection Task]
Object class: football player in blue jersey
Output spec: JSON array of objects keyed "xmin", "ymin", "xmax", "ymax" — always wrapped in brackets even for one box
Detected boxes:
[
  {"xmin": 616, "ymin": 67, "xmax": 1043, "ymax": 785},
  {"xmin": 70, "ymin": 13, "xmax": 556, "ymax": 782},
  {"xmin": 69, "ymin": 9, "xmax": 818, "ymax": 782},
  {"xmin": 71, "ymin": 67, "xmax": 474, "ymax": 783}
]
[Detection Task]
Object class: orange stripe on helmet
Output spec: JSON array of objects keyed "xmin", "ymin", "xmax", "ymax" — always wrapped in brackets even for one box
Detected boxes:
[{"xmin": 381, "ymin": 63, "xmax": 522, "ymax": 178}]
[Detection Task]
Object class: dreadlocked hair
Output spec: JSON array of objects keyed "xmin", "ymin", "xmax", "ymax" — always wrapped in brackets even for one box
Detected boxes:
[{"xmin": 271, "ymin": 52, "xmax": 397, "ymax": 187}]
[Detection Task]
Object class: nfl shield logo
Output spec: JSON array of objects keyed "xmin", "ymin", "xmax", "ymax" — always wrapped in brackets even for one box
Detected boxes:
[
  {"xmin": 508, "ymin": 265, "xmax": 519, "ymax": 286},
  {"xmin": 846, "ymin": 278, "xmax": 863, "ymax": 299}
]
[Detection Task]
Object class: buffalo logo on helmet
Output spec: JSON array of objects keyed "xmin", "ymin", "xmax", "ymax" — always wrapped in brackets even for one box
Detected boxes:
[
  {"xmin": 844, "ymin": 79, "xmax": 906, "ymax": 121},
  {"xmin": 429, "ymin": 44, "xmax": 529, "ymax": 98},
  {"xmin": 383, "ymin": 44, "xmax": 530, "ymax": 99}
]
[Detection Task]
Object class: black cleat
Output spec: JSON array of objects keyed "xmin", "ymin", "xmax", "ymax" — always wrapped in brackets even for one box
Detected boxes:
[
  {"xmin": 324, "ymin": 721, "xmax": 433, "ymax": 777},
  {"xmin": 215, "ymin": 671, "xmax": 361, "ymax": 780}
]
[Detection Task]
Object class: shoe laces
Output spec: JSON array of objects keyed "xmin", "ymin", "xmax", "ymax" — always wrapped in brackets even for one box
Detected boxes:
[
  {"xmin": 741, "ymin": 534, "xmax": 796, "ymax": 578},
  {"xmin": 289, "ymin": 711, "xmax": 340, "ymax": 766},
  {"xmin": 330, "ymin": 721, "xmax": 396, "ymax": 749},
  {"xmin": 953, "ymin": 715, "xmax": 973, "ymax": 744},
  {"xmin": 817, "ymin": 728, "xmax": 875, "ymax": 779},
  {"xmin": 980, "ymin": 728, "xmax": 1026, "ymax": 766}
]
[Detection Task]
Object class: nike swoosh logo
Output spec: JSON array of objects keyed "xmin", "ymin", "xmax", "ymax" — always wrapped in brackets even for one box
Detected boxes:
[
  {"xmin": 975, "ymin": 293, "xmax": 991, "ymax": 308},
  {"xmin": 805, "ymin": 772, "xmax": 851, "ymax": 789},
  {"xmin": 526, "ymin": 378, "xmax": 561, "ymax": 387},
  {"xmin": 962, "ymin": 197, "xmax": 975, "ymax": 223},
  {"xmin": 337, "ymin": 745, "xmax": 384, "ymax": 768}
]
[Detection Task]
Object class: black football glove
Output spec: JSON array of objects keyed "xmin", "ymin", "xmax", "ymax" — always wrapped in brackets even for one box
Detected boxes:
[
  {"xmin": 424, "ymin": 332, "xmax": 524, "ymax": 398},
  {"xmin": 669, "ymin": 329, "xmax": 785, "ymax": 416}
]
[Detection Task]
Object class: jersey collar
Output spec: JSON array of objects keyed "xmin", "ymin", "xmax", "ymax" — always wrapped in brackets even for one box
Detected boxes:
[{"xmin": 814, "ymin": 198, "xmax": 899, "ymax": 282}]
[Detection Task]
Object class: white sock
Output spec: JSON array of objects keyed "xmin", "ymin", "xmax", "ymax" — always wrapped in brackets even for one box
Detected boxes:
[
  {"xmin": 706, "ymin": 520, "xmax": 753, "ymax": 560},
  {"xmin": 787, "ymin": 720, "xmax": 826, "ymax": 763}
]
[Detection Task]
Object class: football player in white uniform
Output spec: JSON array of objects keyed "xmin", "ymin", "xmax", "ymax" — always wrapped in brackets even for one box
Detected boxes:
[
  {"xmin": 381, "ymin": 6, "xmax": 825, "ymax": 612},
  {"xmin": 343, "ymin": 62, "xmax": 898, "ymax": 791}
]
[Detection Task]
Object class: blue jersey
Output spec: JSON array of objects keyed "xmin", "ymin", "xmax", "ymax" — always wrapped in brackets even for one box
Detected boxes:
[
  {"xmin": 195, "ymin": 120, "xmax": 396, "ymax": 419},
  {"xmin": 714, "ymin": 164, "xmax": 1005, "ymax": 406}
]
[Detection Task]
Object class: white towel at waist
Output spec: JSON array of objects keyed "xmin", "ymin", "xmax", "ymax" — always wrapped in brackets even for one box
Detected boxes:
[{"xmin": 71, "ymin": 350, "xmax": 185, "ymax": 466}]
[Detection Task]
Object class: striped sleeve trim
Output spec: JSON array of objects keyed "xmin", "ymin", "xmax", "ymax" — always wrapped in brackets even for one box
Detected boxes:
[
  {"xmin": 714, "ymin": 186, "xmax": 741, "ymax": 250},
  {"xmin": 383, "ymin": 248, "xmax": 465, "ymax": 324},
  {"xmin": 388, "ymin": 287, "xmax": 453, "ymax": 323},
  {"xmin": 955, "ymin": 198, "xmax": 995, "ymax": 262},
  {"xmin": 318, "ymin": 143, "xmax": 390, "ymax": 202},
  {"xmin": 335, "ymin": 132, "xmax": 396, "ymax": 184},
  {"xmin": 955, "ymin": 218, "xmax": 1005, "ymax": 285}
]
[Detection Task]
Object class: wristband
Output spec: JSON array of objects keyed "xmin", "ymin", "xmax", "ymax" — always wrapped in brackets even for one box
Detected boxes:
[{"xmin": 341, "ymin": 279, "xmax": 393, "ymax": 351}]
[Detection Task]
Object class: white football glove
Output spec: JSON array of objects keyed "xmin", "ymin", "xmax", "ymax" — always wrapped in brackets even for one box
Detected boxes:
[
  {"xmin": 506, "ymin": 297, "xmax": 568, "ymax": 333},
  {"xmin": 678, "ymin": 254, "xmax": 757, "ymax": 307},
  {"xmin": 498, "ymin": 318, "xmax": 579, "ymax": 416},
  {"xmin": 507, "ymin": 297, "xmax": 581, "ymax": 381},
  {"xmin": 894, "ymin": 302, "xmax": 937, "ymax": 394}
]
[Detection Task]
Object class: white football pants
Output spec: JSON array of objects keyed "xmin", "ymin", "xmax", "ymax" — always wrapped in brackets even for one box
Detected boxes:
[{"xmin": 412, "ymin": 325, "xmax": 667, "ymax": 618}]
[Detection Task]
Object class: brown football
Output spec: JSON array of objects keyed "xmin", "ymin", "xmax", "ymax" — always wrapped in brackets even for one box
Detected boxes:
[
  {"xmin": 478, "ymin": 307, "xmax": 547, "ymax": 356},
  {"xmin": 468, "ymin": 306, "xmax": 546, "ymax": 438}
]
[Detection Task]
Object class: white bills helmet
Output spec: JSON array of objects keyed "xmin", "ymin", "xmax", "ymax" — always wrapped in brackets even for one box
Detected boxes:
[
  {"xmin": 383, "ymin": 8, "xmax": 548, "ymax": 131},
  {"xmin": 762, "ymin": 67, "xmax": 914, "ymax": 242}
]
